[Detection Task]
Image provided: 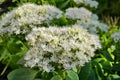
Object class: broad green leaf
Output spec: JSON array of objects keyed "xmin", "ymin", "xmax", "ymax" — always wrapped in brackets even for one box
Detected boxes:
[
  {"xmin": 7, "ymin": 38, "xmax": 23, "ymax": 54},
  {"xmin": 72, "ymin": 68, "xmax": 78, "ymax": 73},
  {"xmin": 9, "ymin": 55, "xmax": 22, "ymax": 69},
  {"xmin": 89, "ymin": 67, "xmax": 102, "ymax": 80},
  {"xmin": 50, "ymin": 75, "xmax": 62, "ymax": 80},
  {"xmin": 79, "ymin": 62, "xmax": 91, "ymax": 80},
  {"xmin": 7, "ymin": 68, "xmax": 38, "ymax": 80},
  {"xmin": 66, "ymin": 70, "xmax": 79, "ymax": 80},
  {"xmin": 88, "ymin": 69, "xmax": 96, "ymax": 80}
]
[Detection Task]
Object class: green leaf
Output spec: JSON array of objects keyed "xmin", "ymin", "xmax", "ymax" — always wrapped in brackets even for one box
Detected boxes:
[
  {"xmin": 50, "ymin": 75, "xmax": 62, "ymax": 80},
  {"xmin": 110, "ymin": 74, "xmax": 120, "ymax": 80},
  {"xmin": 60, "ymin": 0, "xmax": 70, "ymax": 9},
  {"xmin": 7, "ymin": 38, "xmax": 23, "ymax": 54},
  {"xmin": 54, "ymin": 17, "xmax": 68, "ymax": 26},
  {"xmin": 94, "ymin": 66, "xmax": 102, "ymax": 80},
  {"xmin": 66, "ymin": 70, "xmax": 79, "ymax": 80},
  {"xmin": 0, "ymin": 48, "xmax": 10, "ymax": 61},
  {"xmin": 9, "ymin": 55, "xmax": 22, "ymax": 69},
  {"xmin": 101, "ymin": 61, "xmax": 112, "ymax": 73},
  {"xmin": 79, "ymin": 62, "xmax": 91, "ymax": 80},
  {"xmin": 96, "ymin": 63, "xmax": 104, "ymax": 78},
  {"xmin": 88, "ymin": 69, "xmax": 96, "ymax": 80},
  {"xmin": 89, "ymin": 68, "xmax": 102, "ymax": 80},
  {"xmin": 7, "ymin": 68, "xmax": 38, "ymax": 80},
  {"xmin": 102, "ymin": 50, "xmax": 114, "ymax": 61},
  {"xmin": 92, "ymin": 58, "xmax": 105, "ymax": 66}
]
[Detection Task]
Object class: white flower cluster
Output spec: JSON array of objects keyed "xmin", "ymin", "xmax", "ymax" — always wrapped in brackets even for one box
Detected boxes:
[
  {"xmin": 65, "ymin": 7, "xmax": 108, "ymax": 33},
  {"xmin": 0, "ymin": 3, "xmax": 108, "ymax": 35},
  {"xmin": 65, "ymin": 7, "xmax": 92, "ymax": 20},
  {"xmin": 111, "ymin": 32, "xmax": 120, "ymax": 43},
  {"xmin": 0, "ymin": 3, "xmax": 62, "ymax": 35},
  {"xmin": 24, "ymin": 25, "xmax": 101, "ymax": 72},
  {"xmin": 73, "ymin": 0, "xmax": 98, "ymax": 8}
]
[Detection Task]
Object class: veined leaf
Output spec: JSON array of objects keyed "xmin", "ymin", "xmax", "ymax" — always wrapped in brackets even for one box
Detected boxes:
[
  {"xmin": 50, "ymin": 75, "xmax": 62, "ymax": 80},
  {"xmin": 79, "ymin": 62, "xmax": 91, "ymax": 80},
  {"xmin": 7, "ymin": 68, "xmax": 38, "ymax": 80},
  {"xmin": 66, "ymin": 70, "xmax": 79, "ymax": 80}
]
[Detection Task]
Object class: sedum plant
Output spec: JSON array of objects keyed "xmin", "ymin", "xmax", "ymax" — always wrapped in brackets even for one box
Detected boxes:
[
  {"xmin": 0, "ymin": 1, "xmax": 108, "ymax": 35},
  {"xmin": 64, "ymin": 7, "xmax": 108, "ymax": 33},
  {"xmin": 0, "ymin": 3, "xmax": 63, "ymax": 35},
  {"xmin": 1, "ymin": 0, "xmax": 118, "ymax": 80},
  {"xmin": 73, "ymin": 0, "xmax": 98, "ymax": 8},
  {"xmin": 24, "ymin": 25, "xmax": 101, "ymax": 72}
]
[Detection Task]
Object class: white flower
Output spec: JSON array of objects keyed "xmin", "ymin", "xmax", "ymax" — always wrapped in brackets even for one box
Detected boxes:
[
  {"xmin": 65, "ymin": 7, "xmax": 92, "ymax": 20},
  {"xmin": 111, "ymin": 32, "xmax": 120, "ymax": 43},
  {"xmin": 0, "ymin": 3, "xmax": 63, "ymax": 35},
  {"xmin": 85, "ymin": 0, "xmax": 98, "ymax": 8},
  {"xmin": 76, "ymin": 15, "xmax": 109, "ymax": 33},
  {"xmin": 73, "ymin": 0, "xmax": 99, "ymax": 8},
  {"xmin": 73, "ymin": 0, "xmax": 84, "ymax": 3},
  {"xmin": 65, "ymin": 7, "xmax": 108, "ymax": 33},
  {"xmin": 24, "ymin": 25, "xmax": 101, "ymax": 72}
]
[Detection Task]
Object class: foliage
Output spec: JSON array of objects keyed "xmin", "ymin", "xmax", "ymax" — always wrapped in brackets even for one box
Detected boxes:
[{"xmin": 0, "ymin": 0, "xmax": 120, "ymax": 80}]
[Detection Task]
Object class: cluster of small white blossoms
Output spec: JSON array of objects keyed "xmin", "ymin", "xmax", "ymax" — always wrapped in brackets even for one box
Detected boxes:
[
  {"xmin": 0, "ymin": 3, "xmax": 62, "ymax": 35},
  {"xmin": 24, "ymin": 25, "xmax": 101, "ymax": 72},
  {"xmin": 111, "ymin": 32, "xmax": 120, "ymax": 43},
  {"xmin": 0, "ymin": 3, "xmax": 108, "ymax": 35},
  {"xmin": 65, "ymin": 7, "xmax": 92, "ymax": 20},
  {"xmin": 65, "ymin": 7, "xmax": 108, "ymax": 33},
  {"xmin": 73, "ymin": 0, "xmax": 98, "ymax": 8}
]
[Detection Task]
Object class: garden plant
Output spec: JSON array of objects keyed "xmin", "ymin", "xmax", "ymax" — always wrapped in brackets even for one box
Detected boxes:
[{"xmin": 0, "ymin": 0, "xmax": 120, "ymax": 80}]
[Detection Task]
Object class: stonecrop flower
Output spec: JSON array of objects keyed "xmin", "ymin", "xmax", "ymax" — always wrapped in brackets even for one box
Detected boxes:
[
  {"xmin": 73, "ymin": 0, "xmax": 98, "ymax": 8},
  {"xmin": 65, "ymin": 7, "xmax": 92, "ymax": 20},
  {"xmin": 24, "ymin": 25, "xmax": 101, "ymax": 72},
  {"xmin": 0, "ymin": 3, "xmax": 63, "ymax": 35},
  {"xmin": 111, "ymin": 32, "xmax": 120, "ymax": 43},
  {"xmin": 65, "ymin": 7, "xmax": 108, "ymax": 33}
]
